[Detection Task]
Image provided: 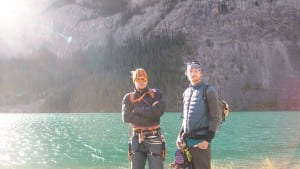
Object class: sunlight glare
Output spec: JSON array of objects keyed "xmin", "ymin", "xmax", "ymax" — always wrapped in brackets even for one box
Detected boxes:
[
  {"xmin": 0, "ymin": 114, "xmax": 21, "ymax": 128},
  {"xmin": 0, "ymin": 1, "xmax": 37, "ymax": 36}
]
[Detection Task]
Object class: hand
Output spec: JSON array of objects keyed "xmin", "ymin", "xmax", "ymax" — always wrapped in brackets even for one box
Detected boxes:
[
  {"xmin": 169, "ymin": 162, "xmax": 176, "ymax": 169},
  {"xmin": 193, "ymin": 140, "xmax": 209, "ymax": 149},
  {"xmin": 152, "ymin": 101, "xmax": 159, "ymax": 106},
  {"xmin": 151, "ymin": 101, "xmax": 160, "ymax": 112}
]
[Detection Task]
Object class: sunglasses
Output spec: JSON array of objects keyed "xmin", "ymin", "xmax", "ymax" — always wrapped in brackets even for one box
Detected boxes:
[{"xmin": 135, "ymin": 78, "xmax": 147, "ymax": 83}]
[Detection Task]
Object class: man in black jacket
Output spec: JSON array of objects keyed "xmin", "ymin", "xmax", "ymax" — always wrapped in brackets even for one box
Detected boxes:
[{"xmin": 122, "ymin": 68, "xmax": 166, "ymax": 169}]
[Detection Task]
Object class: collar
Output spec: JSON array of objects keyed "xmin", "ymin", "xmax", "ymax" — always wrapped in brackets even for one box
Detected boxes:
[
  {"xmin": 189, "ymin": 81, "xmax": 205, "ymax": 89},
  {"xmin": 134, "ymin": 87, "xmax": 149, "ymax": 95}
]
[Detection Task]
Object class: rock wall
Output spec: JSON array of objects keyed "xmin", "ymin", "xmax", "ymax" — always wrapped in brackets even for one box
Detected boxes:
[{"xmin": 1, "ymin": 0, "xmax": 300, "ymax": 111}]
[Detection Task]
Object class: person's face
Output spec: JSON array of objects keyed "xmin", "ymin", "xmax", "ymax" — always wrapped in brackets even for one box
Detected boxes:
[
  {"xmin": 186, "ymin": 68, "xmax": 202, "ymax": 84},
  {"xmin": 134, "ymin": 77, "xmax": 148, "ymax": 90}
]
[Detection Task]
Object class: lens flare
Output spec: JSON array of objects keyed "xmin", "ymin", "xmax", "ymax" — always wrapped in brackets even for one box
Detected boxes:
[
  {"xmin": 0, "ymin": 0, "xmax": 41, "ymax": 57},
  {"xmin": 0, "ymin": 1, "xmax": 34, "ymax": 32}
]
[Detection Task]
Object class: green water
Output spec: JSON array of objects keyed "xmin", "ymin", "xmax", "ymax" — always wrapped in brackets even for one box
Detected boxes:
[{"xmin": 0, "ymin": 112, "xmax": 299, "ymax": 169}]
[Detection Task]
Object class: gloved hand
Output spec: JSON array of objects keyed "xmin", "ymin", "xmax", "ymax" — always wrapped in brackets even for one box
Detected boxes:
[{"xmin": 151, "ymin": 101, "xmax": 160, "ymax": 112}]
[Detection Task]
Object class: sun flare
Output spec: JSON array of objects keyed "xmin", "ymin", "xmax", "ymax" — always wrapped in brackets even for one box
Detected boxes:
[{"xmin": 0, "ymin": 1, "xmax": 37, "ymax": 35}]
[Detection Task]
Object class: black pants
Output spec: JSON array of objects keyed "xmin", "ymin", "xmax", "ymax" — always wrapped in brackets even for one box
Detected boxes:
[
  {"xmin": 189, "ymin": 145, "xmax": 211, "ymax": 169},
  {"xmin": 130, "ymin": 135, "xmax": 164, "ymax": 169}
]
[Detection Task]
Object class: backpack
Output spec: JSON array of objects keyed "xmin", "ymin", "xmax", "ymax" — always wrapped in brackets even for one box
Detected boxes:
[{"xmin": 203, "ymin": 85, "xmax": 230, "ymax": 124}]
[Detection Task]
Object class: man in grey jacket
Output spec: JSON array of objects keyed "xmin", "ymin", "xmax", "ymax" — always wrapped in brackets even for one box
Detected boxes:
[{"xmin": 176, "ymin": 61, "xmax": 221, "ymax": 169}]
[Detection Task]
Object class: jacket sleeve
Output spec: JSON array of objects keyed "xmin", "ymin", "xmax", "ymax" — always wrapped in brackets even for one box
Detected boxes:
[
  {"xmin": 178, "ymin": 91, "xmax": 185, "ymax": 136},
  {"xmin": 178, "ymin": 125, "xmax": 184, "ymax": 137},
  {"xmin": 121, "ymin": 93, "xmax": 141, "ymax": 124},
  {"xmin": 205, "ymin": 86, "xmax": 222, "ymax": 142},
  {"xmin": 134, "ymin": 89, "xmax": 165, "ymax": 119}
]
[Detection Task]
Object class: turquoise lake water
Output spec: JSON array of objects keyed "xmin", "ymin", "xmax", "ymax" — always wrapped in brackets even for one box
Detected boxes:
[{"xmin": 0, "ymin": 112, "xmax": 299, "ymax": 169}]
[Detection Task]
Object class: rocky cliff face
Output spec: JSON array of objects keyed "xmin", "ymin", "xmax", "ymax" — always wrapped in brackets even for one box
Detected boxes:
[
  {"xmin": 1, "ymin": 0, "xmax": 300, "ymax": 111},
  {"xmin": 157, "ymin": 0, "xmax": 300, "ymax": 110}
]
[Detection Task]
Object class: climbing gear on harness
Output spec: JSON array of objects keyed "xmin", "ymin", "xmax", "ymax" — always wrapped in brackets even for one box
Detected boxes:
[
  {"xmin": 161, "ymin": 134, "xmax": 166, "ymax": 161},
  {"xmin": 127, "ymin": 125, "xmax": 133, "ymax": 161},
  {"xmin": 183, "ymin": 147, "xmax": 192, "ymax": 163},
  {"xmin": 133, "ymin": 125, "xmax": 161, "ymax": 143},
  {"xmin": 129, "ymin": 124, "xmax": 166, "ymax": 160},
  {"xmin": 182, "ymin": 133, "xmax": 192, "ymax": 163},
  {"xmin": 170, "ymin": 148, "xmax": 191, "ymax": 169},
  {"xmin": 128, "ymin": 142, "xmax": 132, "ymax": 160},
  {"xmin": 177, "ymin": 134, "xmax": 193, "ymax": 167}
]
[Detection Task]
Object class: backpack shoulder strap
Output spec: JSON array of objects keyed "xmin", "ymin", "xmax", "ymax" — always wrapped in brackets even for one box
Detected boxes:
[
  {"xmin": 129, "ymin": 92, "xmax": 135, "ymax": 104},
  {"xmin": 129, "ymin": 89, "xmax": 156, "ymax": 104},
  {"xmin": 202, "ymin": 84, "xmax": 210, "ymax": 101},
  {"xmin": 202, "ymin": 84, "xmax": 212, "ymax": 118}
]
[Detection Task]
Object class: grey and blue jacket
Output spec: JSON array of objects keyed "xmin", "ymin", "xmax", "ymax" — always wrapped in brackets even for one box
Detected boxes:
[
  {"xmin": 182, "ymin": 82, "xmax": 221, "ymax": 142},
  {"xmin": 122, "ymin": 87, "xmax": 165, "ymax": 127}
]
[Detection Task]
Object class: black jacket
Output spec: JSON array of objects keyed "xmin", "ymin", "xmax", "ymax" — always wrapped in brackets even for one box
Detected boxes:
[{"xmin": 122, "ymin": 88, "xmax": 165, "ymax": 126}]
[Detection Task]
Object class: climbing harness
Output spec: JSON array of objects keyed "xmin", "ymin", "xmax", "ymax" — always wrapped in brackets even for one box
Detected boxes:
[{"xmin": 133, "ymin": 125, "xmax": 161, "ymax": 143}]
